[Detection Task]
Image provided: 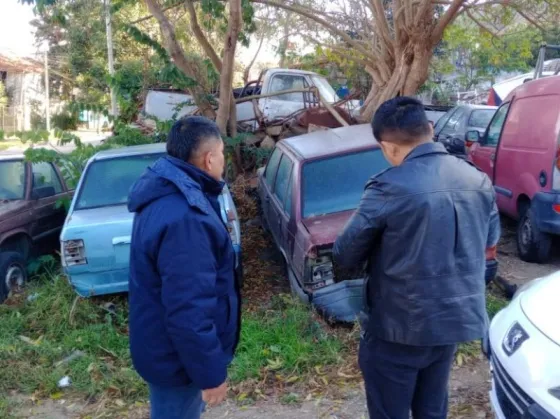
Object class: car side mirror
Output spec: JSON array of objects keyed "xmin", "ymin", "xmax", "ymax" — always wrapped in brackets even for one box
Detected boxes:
[{"xmin": 465, "ymin": 130, "xmax": 480, "ymax": 147}]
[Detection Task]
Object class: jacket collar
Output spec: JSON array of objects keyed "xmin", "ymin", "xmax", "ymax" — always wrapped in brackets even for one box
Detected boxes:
[
  {"xmin": 404, "ymin": 142, "xmax": 448, "ymax": 162},
  {"xmin": 151, "ymin": 156, "xmax": 224, "ymax": 215}
]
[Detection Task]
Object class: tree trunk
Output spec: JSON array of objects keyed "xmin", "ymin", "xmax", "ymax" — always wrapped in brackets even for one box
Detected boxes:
[
  {"xmin": 278, "ymin": 13, "xmax": 291, "ymax": 67},
  {"xmin": 360, "ymin": 44, "xmax": 432, "ymax": 123},
  {"xmin": 216, "ymin": 0, "xmax": 242, "ymax": 136}
]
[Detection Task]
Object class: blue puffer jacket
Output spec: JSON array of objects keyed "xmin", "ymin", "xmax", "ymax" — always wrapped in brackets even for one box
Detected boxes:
[{"xmin": 127, "ymin": 156, "xmax": 240, "ymax": 389}]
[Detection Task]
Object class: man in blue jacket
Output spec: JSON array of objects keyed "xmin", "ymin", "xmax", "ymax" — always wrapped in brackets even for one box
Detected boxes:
[
  {"xmin": 128, "ymin": 116, "xmax": 240, "ymax": 419},
  {"xmin": 334, "ymin": 97, "xmax": 500, "ymax": 419}
]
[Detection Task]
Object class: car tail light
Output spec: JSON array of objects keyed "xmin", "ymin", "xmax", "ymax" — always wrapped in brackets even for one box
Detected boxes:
[
  {"xmin": 305, "ymin": 255, "xmax": 335, "ymax": 290},
  {"xmin": 62, "ymin": 240, "xmax": 87, "ymax": 266},
  {"xmin": 554, "ymin": 143, "xmax": 560, "ymax": 190},
  {"xmin": 553, "ymin": 204, "xmax": 560, "ymax": 214}
]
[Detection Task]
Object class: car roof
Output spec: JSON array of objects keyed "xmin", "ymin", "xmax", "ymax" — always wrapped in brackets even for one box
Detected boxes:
[
  {"xmin": 92, "ymin": 143, "xmax": 166, "ymax": 161},
  {"xmin": 281, "ymin": 124, "xmax": 380, "ymax": 160},
  {"xmin": 0, "ymin": 152, "xmax": 24, "ymax": 161},
  {"xmin": 506, "ymin": 75, "xmax": 560, "ymax": 102},
  {"xmin": 461, "ymin": 104, "xmax": 497, "ymax": 110}
]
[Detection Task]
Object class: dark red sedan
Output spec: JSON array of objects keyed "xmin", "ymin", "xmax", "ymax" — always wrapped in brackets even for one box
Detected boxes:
[{"xmin": 258, "ymin": 124, "xmax": 390, "ymax": 321}]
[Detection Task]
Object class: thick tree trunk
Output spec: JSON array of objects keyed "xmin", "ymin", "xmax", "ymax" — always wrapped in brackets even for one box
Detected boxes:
[
  {"xmin": 216, "ymin": 0, "xmax": 242, "ymax": 136},
  {"xmin": 360, "ymin": 46, "xmax": 431, "ymax": 123}
]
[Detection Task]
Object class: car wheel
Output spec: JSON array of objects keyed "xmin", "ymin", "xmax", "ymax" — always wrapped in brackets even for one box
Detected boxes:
[
  {"xmin": 0, "ymin": 252, "xmax": 28, "ymax": 303},
  {"xmin": 517, "ymin": 206, "xmax": 552, "ymax": 263}
]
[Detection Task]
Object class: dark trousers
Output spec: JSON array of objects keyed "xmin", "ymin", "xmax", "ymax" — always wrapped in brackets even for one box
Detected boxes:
[
  {"xmin": 149, "ymin": 382, "xmax": 205, "ymax": 419},
  {"xmin": 359, "ymin": 334, "xmax": 457, "ymax": 419}
]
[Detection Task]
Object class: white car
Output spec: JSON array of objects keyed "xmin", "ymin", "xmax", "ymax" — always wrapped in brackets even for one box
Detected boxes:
[{"xmin": 487, "ymin": 271, "xmax": 560, "ymax": 419}]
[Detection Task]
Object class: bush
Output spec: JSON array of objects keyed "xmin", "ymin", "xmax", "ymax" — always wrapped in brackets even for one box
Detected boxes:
[{"xmin": 52, "ymin": 112, "xmax": 79, "ymax": 131}]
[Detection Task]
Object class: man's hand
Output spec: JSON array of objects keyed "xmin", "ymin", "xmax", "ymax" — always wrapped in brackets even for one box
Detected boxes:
[{"xmin": 202, "ymin": 382, "xmax": 228, "ymax": 406}]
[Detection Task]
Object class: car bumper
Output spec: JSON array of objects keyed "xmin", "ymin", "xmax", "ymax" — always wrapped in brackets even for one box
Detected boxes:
[
  {"xmin": 532, "ymin": 192, "xmax": 560, "ymax": 235},
  {"xmin": 488, "ymin": 297, "xmax": 560, "ymax": 418},
  {"xmin": 65, "ymin": 267, "xmax": 129, "ymax": 297},
  {"xmin": 311, "ymin": 279, "xmax": 364, "ymax": 323}
]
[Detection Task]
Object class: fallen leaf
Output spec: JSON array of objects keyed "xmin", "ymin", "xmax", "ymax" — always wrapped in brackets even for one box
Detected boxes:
[{"xmin": 50, "ymin": 392, "xmax": 63, "ymax": 400}]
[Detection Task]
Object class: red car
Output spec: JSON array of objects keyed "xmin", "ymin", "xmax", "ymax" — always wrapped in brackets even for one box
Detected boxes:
[{"xmin": 257, "ymin": 124, "xmax": 391, "ymax": 321}]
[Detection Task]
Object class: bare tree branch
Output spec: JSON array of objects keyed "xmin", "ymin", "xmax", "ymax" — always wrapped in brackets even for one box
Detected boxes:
[
  {"xmin": 185, "ymin": 0, "xmax": 222, "ymax": 71},
  {"xmin": 431, "ymin": 0, "xmax": 465, "ymax": 44},
  {"xmin": 131, "ymin": 1, "xmax": 183, "ymax": 25}
]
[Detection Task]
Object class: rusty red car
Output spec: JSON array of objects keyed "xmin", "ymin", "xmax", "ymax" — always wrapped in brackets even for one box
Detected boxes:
[
  {"xmin": 0, "ymin": 153, "xmax": 72, "ymax": 302},
  {"xmin": 258, "ymin": 124, "xmax": 501, "ymax": 322},
  {"xmin": 257, "ymin": 124, "xmax": 391, "ymax": 321}
]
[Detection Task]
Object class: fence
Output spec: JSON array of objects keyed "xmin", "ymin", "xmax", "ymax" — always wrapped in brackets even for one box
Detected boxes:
[{"xmin": 0, "ymin": 106, "xmax": 22, "ymax": 135}]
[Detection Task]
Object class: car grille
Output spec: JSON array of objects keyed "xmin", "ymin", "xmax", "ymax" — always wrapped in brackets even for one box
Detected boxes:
[
  {"xmin": 333, "ymin": 261, "xmax": 365, "ymax": 281},
  {"xmin": 492, "ymin": 356, "xmax": 535, "ymax": 419}
]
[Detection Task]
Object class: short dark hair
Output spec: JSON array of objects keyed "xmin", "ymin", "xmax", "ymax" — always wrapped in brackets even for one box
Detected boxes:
[
  {"xmin": 372, "ymin": 97, "xmax": 431, "ymax": 143},
  {"xmin": 166, "ymin": 116, "xmax": 222, "ymax": 162}
]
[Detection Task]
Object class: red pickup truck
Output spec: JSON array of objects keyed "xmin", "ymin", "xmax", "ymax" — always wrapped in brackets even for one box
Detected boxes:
[{"xmin": 0, "ymin": 153, "xmax": 72, "ymax": 302}]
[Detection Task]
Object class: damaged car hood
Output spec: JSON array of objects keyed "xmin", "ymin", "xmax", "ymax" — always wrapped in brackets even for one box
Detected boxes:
[{"xmin": 302, "ymin": 210, "xmax": 354, "ymax": 246}]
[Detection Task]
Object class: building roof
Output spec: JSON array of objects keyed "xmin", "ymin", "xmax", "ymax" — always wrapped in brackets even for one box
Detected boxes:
[
  {"xmin": 0, "ymin": 52, "xmax": 42, "ymax": 73},
  {"xmin": 92, "ymin": 143, "xmax": 166, "ymax": 161},
  {"xmin": 282, "ymin": 124, "xmax": 379, "ymax": 160}
]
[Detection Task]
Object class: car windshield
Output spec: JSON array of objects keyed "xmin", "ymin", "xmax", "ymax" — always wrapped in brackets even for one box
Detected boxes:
[
  {"xmin": 469, "ymin": 109, "xmax": 496, "ymax": 128},
  {"xmin": 311, "ymin": 75, "xmax": 340, "ymax": 103},
  {"xmin": 75, "ymin": 153, "xmax": 163, "ymax": 210},
  {"xmin": 0, "ymin": 160, "xmax": 26, "ymax": 200},
  {"xmin": 302, "ymin": 149, "xmax": 390, "ymax": 218}
]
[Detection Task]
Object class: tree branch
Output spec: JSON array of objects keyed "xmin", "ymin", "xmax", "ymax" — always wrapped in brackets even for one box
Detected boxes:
[
  {"xmin": 250, "ymin": 0, "xmax": 373, "ymax": 58},
  {"xmin": 465, "ymin": 9, "xmax": 499, "ymax": 38},
  {"xmin": 185, "ymin": 0, "xmax": 222, "ymax": 72},
  {"xmin": 431, "ymin": 0, "xmax": 465, "ymax": 45},
  {"xmin": 130, "ymin": 1, "xmax": 183, "ymax": 25}
]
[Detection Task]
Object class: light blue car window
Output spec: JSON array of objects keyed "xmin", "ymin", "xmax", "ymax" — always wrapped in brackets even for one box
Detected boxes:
[
  {"xmin": 302, "ymin": 149, "xmax": 390, "ymax": 218},
  {"xmin": 75, "ymin": 153, "xmax": 163, "ymax": 210}
]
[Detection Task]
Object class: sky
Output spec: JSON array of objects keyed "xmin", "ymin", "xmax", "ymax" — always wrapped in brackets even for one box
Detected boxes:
[{"xmin": 0, "ymin": 0, "xmax": 37, "ymax": 56}]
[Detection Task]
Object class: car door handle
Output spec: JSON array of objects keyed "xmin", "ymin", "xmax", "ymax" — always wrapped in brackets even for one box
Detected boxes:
[{"xmin": 490, "ymin": 153, "xmax": 496, "ymax": 161}]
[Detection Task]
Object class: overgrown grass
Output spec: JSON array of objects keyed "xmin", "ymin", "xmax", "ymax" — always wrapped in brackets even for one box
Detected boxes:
[
  {"xmin": 0, "ymin": 268, "xmax": 348, "ymax": 406},
  {"xmin": 230, "ymin": 295, "xmax": 344, "ymax": 383}
]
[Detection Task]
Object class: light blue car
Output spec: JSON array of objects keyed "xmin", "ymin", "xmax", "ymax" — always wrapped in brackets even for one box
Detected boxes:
[{"xmin": 60, "ymin": 143, "xmax": 242, "ymax": 297}]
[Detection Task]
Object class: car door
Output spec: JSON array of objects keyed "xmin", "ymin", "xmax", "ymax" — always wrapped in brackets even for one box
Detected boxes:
[
  {"xmin": 259, "ymin": 148, "xmax": 282, "ymax": 230},
  {"xmin": 270, "ymin": 154, "xmax": 294, "ymax": 257},
  {"xmin": 261, "ymin": 73, "xmax": 309, "ymax": 120},
  {"xmin": 29, "ymin": 162, "xmax": 67, "ymax": 240},
  {"xmin": 470, "ymin": 103, "xmax": 511, "ymax": 181}
]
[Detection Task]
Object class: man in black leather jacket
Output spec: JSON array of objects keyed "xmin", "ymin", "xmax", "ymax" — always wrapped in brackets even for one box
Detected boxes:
[{"xmin": 333, "ymin": 97, "xmax": 500, "ymax": 419}]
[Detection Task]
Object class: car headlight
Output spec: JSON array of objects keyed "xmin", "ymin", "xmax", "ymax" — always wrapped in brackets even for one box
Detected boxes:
[
  {"xmin": 549, "ymin": 387, "xmax": 560, "ymax": 400},
  {"xmin": 513, "ymin": 276, "xmax": 546, "ymax": 300}
]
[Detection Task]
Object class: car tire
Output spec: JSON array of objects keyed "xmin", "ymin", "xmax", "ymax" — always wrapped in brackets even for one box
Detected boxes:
[
  {"xmin": 0, "ymin": 252, "xmax": 28, "ymax": 303},
  {"xmin": 517, "ymin": 206, "xmax": 552, "ymax": 263}
]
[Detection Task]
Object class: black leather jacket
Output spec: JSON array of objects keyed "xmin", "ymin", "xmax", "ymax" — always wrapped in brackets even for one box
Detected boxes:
[{"xmin": 334, "ymin": 142, "xmax": 500, "ymax": 346}]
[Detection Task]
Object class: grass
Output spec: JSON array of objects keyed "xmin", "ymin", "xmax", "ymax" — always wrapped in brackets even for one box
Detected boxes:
[
  {"xmin": 0, "ymin": 266, "xmax": 349, "ymax": 409},
  {"xmin": 0, "ymin": 256, "xmax": 511, "ymax": 414}
]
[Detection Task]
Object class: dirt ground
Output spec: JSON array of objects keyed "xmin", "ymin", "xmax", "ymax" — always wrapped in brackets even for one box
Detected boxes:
[{"xmin": 9, "ymin": 218, "xmax": 560, "ymax": 419}]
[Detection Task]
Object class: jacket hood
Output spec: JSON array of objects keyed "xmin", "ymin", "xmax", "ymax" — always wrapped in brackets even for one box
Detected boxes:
[{"xmin": 127, "ymin": 156, "xmax": 224, "ymax": 213}]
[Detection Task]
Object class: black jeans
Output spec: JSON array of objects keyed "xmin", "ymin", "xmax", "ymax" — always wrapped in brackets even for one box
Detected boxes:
[{"xmin": 359, "ymin": 334, "xmax": 457, "ymax": 419}]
